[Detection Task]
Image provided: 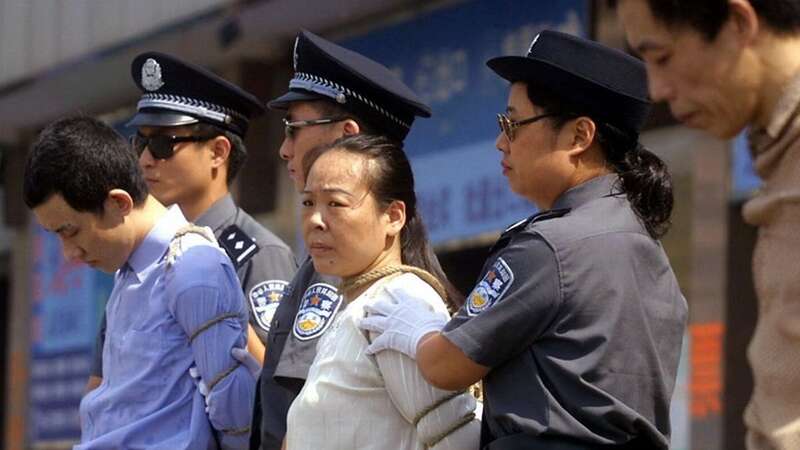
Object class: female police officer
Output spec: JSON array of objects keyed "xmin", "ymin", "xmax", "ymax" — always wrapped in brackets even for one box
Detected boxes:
[{"xmin": 360, "ymin": 30, "xmax": 688, "ymax": 449}]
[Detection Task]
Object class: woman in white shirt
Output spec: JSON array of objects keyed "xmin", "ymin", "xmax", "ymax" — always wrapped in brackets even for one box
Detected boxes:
[{"xmin": 284, "ymin": 134, "xmax": 479, "ymax": 450}]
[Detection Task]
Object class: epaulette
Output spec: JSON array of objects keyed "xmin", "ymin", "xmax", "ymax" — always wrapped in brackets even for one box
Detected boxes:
[
  {"xmin": 167, "ymin": 224, "xmax": 218, "ymax": 267},
  {"xmin": 526, "ymin": 207, "xmax": 571, "ymax": 227},
  {"xmin": 489, "ymin": 208, "xmax": 571, "ymax": 256},
  {"xmin": 500, "ymin": 216, "xmax": 530, "ymax": 236},
  {"xmin": 500, "ymin": 208, "xmax": 571, "ymax": 236},
  {"xmin": 218, "ymin": 224, "xmax": 260, "ymax": 270}
]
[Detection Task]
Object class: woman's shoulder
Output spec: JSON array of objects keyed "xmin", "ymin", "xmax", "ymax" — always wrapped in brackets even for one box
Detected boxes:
[
  {"xmin": 376, "ymin": 272, "xmax": 449, "ymax": 315},
  {"xmin": 528, "ymin": 196, "xmax": 648, "ymax": 247}
]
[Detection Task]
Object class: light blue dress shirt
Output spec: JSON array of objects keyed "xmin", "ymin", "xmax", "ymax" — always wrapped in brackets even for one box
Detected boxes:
[{"xmin": 77, "ymin": 206, "xmax": 254, "ymax": 450}]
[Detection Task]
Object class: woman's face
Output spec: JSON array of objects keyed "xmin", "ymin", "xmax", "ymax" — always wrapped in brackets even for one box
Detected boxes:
[
  {"xmin": 301, "ymin": 149, "xmax": 402, "ymax": 278},
  {"xmin": 495, "ymin": 82, "xmax": 576, "ymax": 209}
]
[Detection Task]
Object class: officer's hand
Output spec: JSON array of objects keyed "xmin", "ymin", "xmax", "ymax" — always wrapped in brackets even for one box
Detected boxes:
[
  {"xmin": 359, "ymin": 288, "xmax": 447, "ymax": 359},
  {"xmin": 190, "ymin": 367, "xmax": 234, "ymax": 420},
  {"xmin": 232, "ymin": 346, "xmax": 261, "ymax": 379},
  {"xmin": 188, "ymin": 365, "xmax": 211, "ymax": 413}
]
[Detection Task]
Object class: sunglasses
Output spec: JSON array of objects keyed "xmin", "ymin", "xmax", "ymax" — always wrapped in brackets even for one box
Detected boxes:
[
  {"xmin": 130, "ymin": 133, "xmax": 215, "ymax": 160},
  {"xmin": 283, "ymin": 117, "xmax": 348, "ymax": 139},
  {"xmin": 497, "ymin": 112, "xmax": 558, "ymax": 142}
]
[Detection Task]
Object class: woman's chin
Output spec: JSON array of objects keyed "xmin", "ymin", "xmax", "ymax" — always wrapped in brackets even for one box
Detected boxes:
[
  {"xmin": 311, "ymin": 257, "xmax": 373, "ymax": 281},
  {"xmin": 310, "ymin": 256, "xmax": 343, "ymax": 277}
]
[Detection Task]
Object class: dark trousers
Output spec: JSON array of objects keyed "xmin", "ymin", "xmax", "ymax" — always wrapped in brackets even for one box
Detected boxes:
[{"xmin": 483, "ymin": 434, "xmax": 655, "ymax": 450}]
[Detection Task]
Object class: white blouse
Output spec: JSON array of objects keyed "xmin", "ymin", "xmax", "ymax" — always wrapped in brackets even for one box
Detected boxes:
[{"xmin": 286, "ymin": 272, "xmax": 480, "ymax": 450}]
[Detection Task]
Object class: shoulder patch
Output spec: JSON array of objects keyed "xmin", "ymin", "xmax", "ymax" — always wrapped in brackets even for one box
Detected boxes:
[
  {"xmin": 249, "ymin": 280, "xmax": 289, "ymax": 333},
  {"xmin": 218, "ymin": 224, "xmax": 260, "ymax": 270},
  {"xmin": 292, "ymin": 283, "xmax": 342, "ymax": 341},
  {"xmin": 466, "ymin": 257, "xmax": 515, "ymax": 316}
]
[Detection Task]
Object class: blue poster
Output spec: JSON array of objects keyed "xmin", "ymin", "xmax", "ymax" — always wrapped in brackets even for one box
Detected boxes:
[
  {"xmin": 732, "ymin": 132, "xmax": 761, "ymax": 200},
  {"xmin": 342, "ymin": 0, "xmax": 590, "ymax": 243},
  {"xmin": 28, "ymin": 223, "xmax": 112, "ymax": 443}
]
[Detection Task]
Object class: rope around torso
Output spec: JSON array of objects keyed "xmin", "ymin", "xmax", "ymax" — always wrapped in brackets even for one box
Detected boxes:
[
  {"xmin": 342, "ymin": 264, "xmax": 481, "ymax": 446},
  {"xmin": 340, "ymin": 264, "xmax": 455, "ymax": 313}
]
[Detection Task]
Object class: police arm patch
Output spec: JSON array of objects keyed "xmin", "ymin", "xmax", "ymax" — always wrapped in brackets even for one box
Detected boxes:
[
  {"xmin": 466, "ymin": 257, "xmax": 515, "ymax": 316},
  {"xmin": 292, "ymin": 283, "xmax": 342, "ymax": 341},
  {"xmin": 248, "ymin": 280, "xmax": 289, "ymax": 333}
]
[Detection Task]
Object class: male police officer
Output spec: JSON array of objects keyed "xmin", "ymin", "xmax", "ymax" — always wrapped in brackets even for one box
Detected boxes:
[
  {"xmin": 87, "ymin": 52, "xmax": 297, "ymax": 392},
  {"xmin": 249, "ymin": 30, "xmax": 432, "ymax": 450}
]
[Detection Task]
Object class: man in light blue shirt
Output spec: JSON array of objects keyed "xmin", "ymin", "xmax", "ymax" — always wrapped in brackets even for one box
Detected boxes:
[{"xmin": 24, "ymin": 116, "xmax": 255, "ymax": 449}]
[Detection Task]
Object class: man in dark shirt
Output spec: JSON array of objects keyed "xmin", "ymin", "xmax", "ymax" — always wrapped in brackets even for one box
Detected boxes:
[{"xmin": 250, "ymin": 29, "xmax": 432, "ymax": 450}]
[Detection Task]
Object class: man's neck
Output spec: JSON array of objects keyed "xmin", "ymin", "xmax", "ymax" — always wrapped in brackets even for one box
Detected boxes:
[
  {"xmin": 753, "ymin": 33, "xmax": 800, "ymax": 129},
  {"xmin": 130, "ymin": 195, "xmax": 169, "ymax": 252},
  {"xmin": 180, "ymin": 183, "xmax": 229, "ymax": 222}
]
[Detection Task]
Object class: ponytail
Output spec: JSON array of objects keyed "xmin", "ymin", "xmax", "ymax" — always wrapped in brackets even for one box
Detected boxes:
[
  {"xmin": 400, "ymin": 210, "xmax": 464, "ymax": 308},
  {"xmin": 597, "ymin": 123, "xmax": 674, "ymax": 239},
  {"xmin": 524, "ymin": 83, "xmax": 675, "ymax": 239}
]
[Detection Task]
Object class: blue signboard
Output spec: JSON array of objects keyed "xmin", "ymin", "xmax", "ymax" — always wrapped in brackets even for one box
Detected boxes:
[
  {"xmin": 732, "ymin": 131, "xmax": 761, "ymax": 200},
  {"xmin": 342, "ymin": 0, "xmax": 589, "ymax": 243},
  {"xmin": 28, "ymin": 223, "xmax": 112, "ymax": 443}
]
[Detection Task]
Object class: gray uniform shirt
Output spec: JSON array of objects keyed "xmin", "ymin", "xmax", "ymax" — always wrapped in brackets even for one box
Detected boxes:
[
  {"xmin": 91, "ymin": 194, "xmax": 297, "ymax": 376},
  {"xmin": 250, "ymin": 257, "xmax": 341, "ymax": 450},
  {"xmin": 442, "ymin": 175, "xmax": 687, "ymax": 449},
  {"xmin": 194, "ymin": 194, "xmax": 297, "ymax": 343}
]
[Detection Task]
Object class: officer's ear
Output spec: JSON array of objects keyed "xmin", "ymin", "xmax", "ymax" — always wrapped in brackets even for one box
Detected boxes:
[
  {"xmin": 564, "ymin": 116, "xmax": 596, "ymax": 157},
  {"xmin": 342, "ymin": 119, "xmax": 361, "ymax": 136},
  {"xmin": 209, "ymin": 135, "xmax": 232, "ymax": 169}
]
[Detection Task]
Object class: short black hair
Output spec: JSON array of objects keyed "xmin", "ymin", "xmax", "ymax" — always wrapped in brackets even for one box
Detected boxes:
[
  {"xmin": 192, "ymin": 122, "xmax": 246, "ymax": 184},
  {"xmin": 614, "ymin": 0, "xmax": 800, "ymax": 40},
  {"xmin": 24, "ymin": 116, "xmax": 148, "ymax": 213}
]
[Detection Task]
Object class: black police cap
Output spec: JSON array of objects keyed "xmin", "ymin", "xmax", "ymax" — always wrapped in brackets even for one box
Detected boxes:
[
  {"xmin": 127, "ymin": 52, "xmax": 265, "ymax": 137},
  {"xmin": 269, "ymin": 30, "xmax": 432, "ymax": 142},
  {"xmin": 487, "ymin": 30, "xmax": 651, "ymax": 135}
]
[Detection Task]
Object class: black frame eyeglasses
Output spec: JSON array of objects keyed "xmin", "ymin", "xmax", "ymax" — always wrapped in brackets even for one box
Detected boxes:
[
  {"xmin": 130, "ymin": 133, "xmax": 215, "ymax": 160},
  {"xmin": 283, "ymin": 117, "xmax": 348, "ymax": 139},
  {"xmin": 496, "ymin": 112, "xmax": 558, "ymax": 142}
]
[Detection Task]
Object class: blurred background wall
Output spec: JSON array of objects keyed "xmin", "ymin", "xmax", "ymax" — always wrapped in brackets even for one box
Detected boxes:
[{"xmin": 0, "ymin": 1, "xmax": 760, "ymax": 449}]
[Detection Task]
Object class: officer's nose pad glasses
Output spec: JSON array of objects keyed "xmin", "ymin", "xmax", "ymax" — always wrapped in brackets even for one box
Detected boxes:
[
  {"xmin": 496, "ymin": 112, "xmax": 558, "ymax": 142},
  {"xmin": 282, "ymin": 117, "xmax": 349, "ymax": 139},
  {"xmin": 130, "ymin": 133, "xmax": 214, "ymax": 160}
]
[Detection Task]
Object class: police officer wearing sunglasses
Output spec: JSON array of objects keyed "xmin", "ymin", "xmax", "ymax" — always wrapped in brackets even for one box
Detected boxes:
[
  {"xmin": 360, "ymin": 31, "xmax": 688, "ymax": 449},
  {"xmin": 85, "ymin": 52, "xmax": 298, "ymax": 394}
]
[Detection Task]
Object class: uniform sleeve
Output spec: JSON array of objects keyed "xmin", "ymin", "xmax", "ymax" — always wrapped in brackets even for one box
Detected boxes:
[
  {"xmin": 249, "ymin": 245, "xmax": 298, "ymax": 282},
  {"xmin": 374, "ymin": 278, "xmax": 480, "ymax": 450},
  {"xmin": 166, "ymin": 245, "xmax": 255, "ymax": 450},
  {"xmin": 90, "ymin": 313, "xmax": 106, "ymax": 377},
  {"xmin": 442, "ymin": 232, "xmax": 562, "ymax": 368},
  {"xmin": 243, "ymin": 245, "xmax": 298, "ymax": 343}
]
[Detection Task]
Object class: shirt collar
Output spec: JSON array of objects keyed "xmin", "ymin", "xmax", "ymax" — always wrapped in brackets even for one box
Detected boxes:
[
  {"xmin": 195, "ymin": 194, "xmax": 236, "ymax": 232},
  {"xmin": 552, "ymin": 174, "xmax": 619, "ymax": 211},
  {"xmin": 127, "ymin": 205, "xmax": 187, "ymax": 277},
  {"xmin": 757, "ymin": 70, "xmax": 800, "ymax": 140}
]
